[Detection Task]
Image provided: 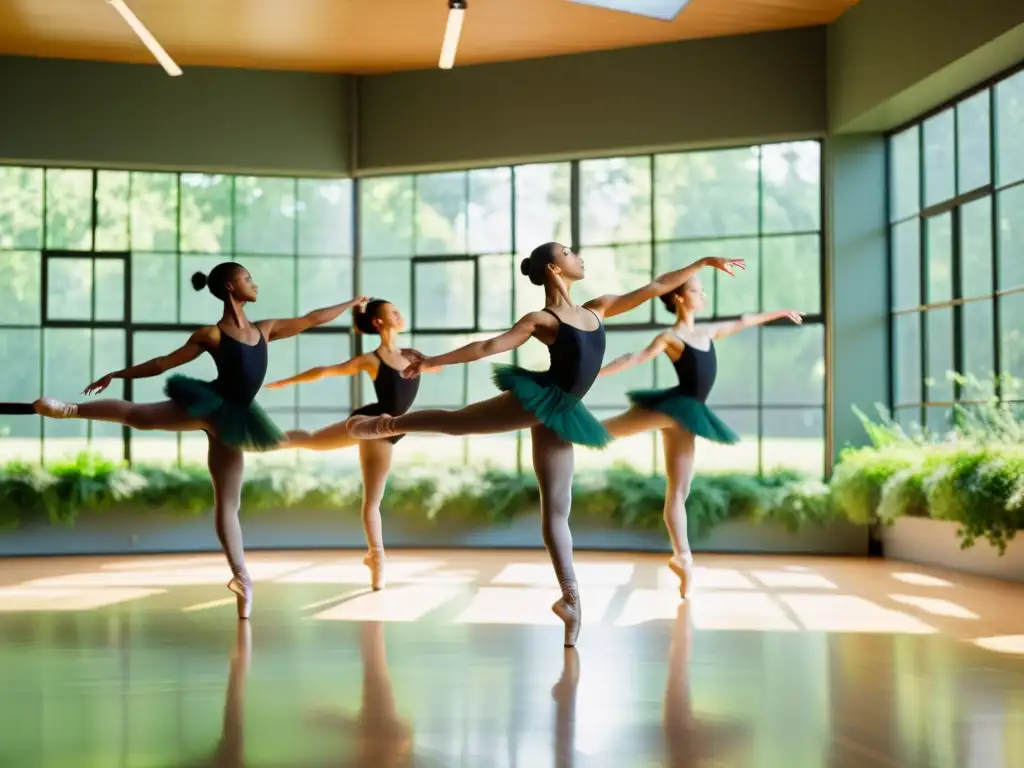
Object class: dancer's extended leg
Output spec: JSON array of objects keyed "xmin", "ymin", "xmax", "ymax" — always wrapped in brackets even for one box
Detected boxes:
[
  {"xmin": 282, "ymin": 421, "xmax": 359, "ymax": 451},
  {"xmin": 358, "ymin": 440, "xmax": 394, "ymax": 590},
  {"xmin": 602, "ymin": 406, "xmax": 674, "ymax": 439},
  {"xmin": 208, "ymin": 436, "xmax": 251, "ymax": 618},
  {"xmin": 532, "ymin": 424, "xmax": 581, "ymax": 647},
  {"xmin": 347, "ymin": 393, "xmax": 537, "ymax": 439},
  {"xmin": 662, "ymin": 426, "xmax": 697, "ymax": 598},
  {"xmin": 34, "ymin": 396, "xmax": 205, "ymax": 431}
]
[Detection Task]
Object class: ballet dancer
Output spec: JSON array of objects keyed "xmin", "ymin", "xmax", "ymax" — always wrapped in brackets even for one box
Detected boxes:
[
  {"xmin": 599, "ymin": 275, "xmax": 803, "ymax": 597},
  {"xmin": 346, "ymin": 242, "xmax": 744, "ymax": 646},
  {"xmin": 265, "ymin": 298, "xmax": 438, "ymax": 590},
  {"xmin": 30, "ymin": 260, "xmax": 366, "ymax": 618}
]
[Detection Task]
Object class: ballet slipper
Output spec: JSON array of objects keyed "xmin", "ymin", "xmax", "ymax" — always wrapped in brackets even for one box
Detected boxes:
[
  {"xmin": 227, "ymin": 574, "xmax": 252, "ymax": 619},
  {"xmin": 33, "ymin": 397, "xmax": 78, "ymax": 418},
  {"xmin": 346, "ymin": 414, "xmax": 398, "ymax": 439},
  {"xmin": 552, "ymin": 581, "xmax": 581, "ymax": 647},
  {"xmin": 364, "ymin": 548, "xmax": 386, "ymax": 591},
  {"xmin": 668, "ymin": 553, "xmax": 695, "ymax": 599}
]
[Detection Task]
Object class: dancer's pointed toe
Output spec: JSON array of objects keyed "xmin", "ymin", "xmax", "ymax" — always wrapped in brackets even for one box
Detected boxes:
[
  {"xmin": 668, "ymin": 553, "xmax": 694, "ymax": 599},
  {"xmin": 227, "ymin": 575, "xmax": 253, "ymax": 619},
  {"xmin": 33, "ymin": 396, "xmax": 78, "ymax": 418},
  {"xmin": 346, "ymin": 414, "xmax": 398, "ymax": 439},
  {"xmin": 364, "ymin": 549, "xmax": 386, "ymax": 591}
]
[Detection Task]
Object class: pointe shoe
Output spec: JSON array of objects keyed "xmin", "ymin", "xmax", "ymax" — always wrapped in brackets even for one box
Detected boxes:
[
  {"xmin": 33, "ymin": 396, "xmax": 78, "ymax": 418},
  {"xmin": 668, "ymin": 554, "xmax": 695, "ymax": 599},
  {"xmin": 227, "ymin": 575, "xmax": 252, "ymax": 619},
  {"xmin": 552, "ymin": 597, "xmax": 581, "ymax": 648},
  {"xmin": 346, "ymin": 414, "xmax": 398, "ymax": 439},
  {"xmin": 364, "ymin": 549, "xmax": 386, "ymax": 591}
]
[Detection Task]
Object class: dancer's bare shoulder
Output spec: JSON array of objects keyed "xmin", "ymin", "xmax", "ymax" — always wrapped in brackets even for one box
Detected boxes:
[
  {"xmin": 189, "ymin": 325, "xmax": 221, "ymax": 351},
  {"xmin": 657, "ymin": 330, "xmax": 685, "ymax": 362},
  {"xmin": 519, "ymin": 309, "xmax": 560, "ymax": 345}
]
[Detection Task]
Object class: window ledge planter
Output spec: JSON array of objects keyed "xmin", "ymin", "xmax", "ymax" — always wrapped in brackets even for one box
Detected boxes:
[{"xmin": 880, "ymin": 517, "xmax": 1024, "ymax": 583}]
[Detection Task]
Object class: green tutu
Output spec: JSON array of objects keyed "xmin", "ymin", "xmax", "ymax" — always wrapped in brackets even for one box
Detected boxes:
[
  {"xmin": 492, "ymin": 364, "xmax": 612, "ymax": 448},
  {"xmin": 165, "ymin": 375, "xmax": 285, "ymax": 452},
  {"xmin": 627, "ymin": 387, "xmax": 740, "ymax": 444}
]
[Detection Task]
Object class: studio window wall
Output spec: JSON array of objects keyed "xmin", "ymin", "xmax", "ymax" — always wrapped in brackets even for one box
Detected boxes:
[
  {"xmin": 888, "ymin": 67, "xmax": 1024, "ymax": 432},
  {"xmin": 1, "ymin": 140, "xmax": 825, "ymax": 475}
]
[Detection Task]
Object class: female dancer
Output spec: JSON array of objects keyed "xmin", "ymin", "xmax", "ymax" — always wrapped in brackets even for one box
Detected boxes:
[
  {"xmin": 346, "ymin": 242, "xmax": 744, "ymax": 646},
  {"xmin": 599, "ymin": 275, "xmax": 803, "ymax": 597},
  {"xmin": 31, "ymin": 261, "xmax": 365, "ymax": 618},
  {"xmin": 265, "ymin": 298, "xmax": 437, "ymax": 591}
]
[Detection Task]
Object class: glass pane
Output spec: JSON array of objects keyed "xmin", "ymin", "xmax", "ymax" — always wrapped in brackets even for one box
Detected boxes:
[
  {"xmin": 894, "ymin": 406, "xmax": 921, "ymax": 435},
  {"xmin": 466, "ymin": 332, "xmax": 513, "ymax": 403},
  {"xmin": 961, "ymin": 299, "xmax": 994, "ymax": 397},
  {"xmin": 580, "ymin": 156, "xmax": 651, "ymax": 245},
  {"xmin": 91, "ymin": 329, "xmax": 127, "ymax": 461},
  {"xmin": 695, "ymin": 408, "xmax": 758, "ymax": 472},
  {"xmin": 998, "ymin": 184, "xmax": 1024, "ymax": 290},
  {"xmin": 95, "ymin": 259, "xmax": 125, "ymax": 322},
  {"xmin": 414, "ymin": 261, "xmax": 475, "ymax": 329},
  {"xmin": 925, "ymin": 212, "xmax": 952, "ymax": 303},
  {"xmin": 361, "ymin": 176, "xmax": 414, "ymax": 258},
  {"xmin": 655, "ymin": 147, "xmax": 759, "ymax": 240},
  {"xmin": 956, "ymin": 90, "xmax": 991, "ymax": 193},
  {"xmin": 889, "ymin": 127, "xmax": 920, "ymax": 221},
  {"xmin": 762, "ymin": 325, "xmax": 824, "ymax": 405},
  {"xmin": 362, "ymin": 259, "xmax": 411, "ymax": 314},
  {"xmin": 0, "ymin": 329, "xmax": 42, "ymax": 458},
  {"xmin": 891, "ymin": 219, "xmax": 920, "ymax": 310},
  {"xmin": 45, "ymin": 169, "xmax": 93, "ymax": 250},
  {"xmin": 574, "ymin": 244, "xmax": 652, "ymax": 325},
  {"xmin": 297, "ymin": 257, "xmax": 353, "ymax": 327},
  {"xmin": 47, "ymin": 257, "xmax": 92, "ymax": 321},
  {"xmin": 925, "ymin": 308, "xmax": 954, "ymax": 402},
  {"xmin": 923, "ymin": 109, "xmax": 955, "ymax": 207},
  {"xmin": 653, "ymin": 241, "xmax": 718, "ymax": 319},
  {"xmin": 703, "ymin": 327, "xmax": 757, "ymax": 406},
  {"xmin": 253, "ymin": 335, "xmax": 297, "ymax": 412},
  {"xmin": 762, "ymin": 234, "xmax": 820, "ymax": 315},
  {"xmin": 0, "ymin": 251, "xmax": 41, "ymax": 325},
  {"xmin": 130, "ymin": 172, "xmax": 178, "ymax": 252},
  {"xmin": 478, "ymin": 254, "xmax": 514, "ymax": 330},
  {"xmin": 762, "ymin": 408, "xmax": 824, "ymax": 477},
  {"xmin": 999, "ymin": 291, "xmax": 1024, "ymax": 384},
  {"xmin": 43, "ymin": 328, "xmax": 92, "ymax": 462},
  {"xmin": 761, "ymin": 141, "xmax": 820, "ymax": 234},
  {"xmin": 995, "ymin": 70, "xmax": 1024, "ymax": 186},
  {"xmin": 894, "ymin": 313, "xmax": 922, "ymax": 405},
  {"xmin": 416, "ymin": 172, "xmax": 467, "ymax": 255},
  {"xmin": 410, "ymin": 334, "xmax": 467, "ymax": 407},
  {"xmin": 925, "ymin": 405, "xmax": 952, "ymax": 435},
  {"xmin": 298, "ymin": 178, "xmax": 352, "ymax": 257},
  {"xmin": 0, "ymin": 166, "xmax": 43, "ymax": 248},
  {"xmin": 235, "ymin": 256, "xmax": 295, "ymax": 319},
  {"xmin": 468, "ymin": 168, "xmax": 512, "ymax": 254},
  {"xmin": 132, "ymin": 252, "xmax": 177, "ymax": 324},
  {"xmin": 514, "ymin": 163, "xmax": 572, "ymax": 248},
  {"xmin": 586, "ymin": 330, "xmax": 656, "ymax": 407},
  {"xmin": 295, "ymin": 334, "xmax": 352, "ymax": 410},
  {"xmin": 95, "ymin": 171, "xmax": 129, "ymax": 251},
  {"xmin": 180, "ymin": 174, "xmax": 233, "ymax": 253},
  {"xmin": 179, "ymin": 254, "xmax": 221, "ymax": 324},
  {"xmin": 960, "ymin": 196, "xmax": 993, "ymax": 298},
  {"xmin": 234, "ymin": 177, "xmax": 296, "ymax": 255}
]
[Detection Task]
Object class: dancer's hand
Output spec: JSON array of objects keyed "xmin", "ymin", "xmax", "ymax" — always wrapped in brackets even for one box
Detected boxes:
[
  {"xmin": 703, "ymin": 257, "xmax": 746, "ymax": 276},
  {"xmin": 83, "ymin": 373, "xmax": 114, "ymax": 396},
  {"xmin": 401, "ymin": 357, "xmax": 436, "ymax": 379},
  {"xmin": 348, "ymin": 296, "xmax": 370, "ymax": 312},
  {"xmin": 264, "ymin": 379, "xmax": 288, "ymax": 390},
  {"xmin": 782, "ymin": 310, "xmax": 805, "ymax": 324}
]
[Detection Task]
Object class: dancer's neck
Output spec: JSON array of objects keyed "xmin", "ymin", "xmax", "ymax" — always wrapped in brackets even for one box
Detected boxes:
[
  {"xmin": 378, "ymin": 329, "xmax": 400, "ymax": 353},
  {"xmin": 673, "ymin": 307, "xmax": 697, "ymax": 332},
  {"xmin": 544, "ymin": 278, "xmax": 574, "ymax": 309},
  {"xmin": 220, "ymin": 300, "xmax": 249, "ymax": 329}
]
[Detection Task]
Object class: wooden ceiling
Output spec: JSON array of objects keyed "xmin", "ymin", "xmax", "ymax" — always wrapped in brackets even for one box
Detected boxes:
[{"xmin": 0, "ymin": 0, "xmax": 861, "ymax": 74}]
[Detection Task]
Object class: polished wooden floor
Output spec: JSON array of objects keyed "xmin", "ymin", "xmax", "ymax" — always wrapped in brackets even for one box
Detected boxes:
[{"xmin": 1, "ymin": 550, "xmax": 1023, "ymax": 767}]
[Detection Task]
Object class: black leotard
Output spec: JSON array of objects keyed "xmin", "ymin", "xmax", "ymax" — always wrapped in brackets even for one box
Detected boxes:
[
  {"xmin": 542, "ymin": 308, "xmax": 606, "ymax": 398},
  {"xmin": 212, "ymin": 329, "xmax": 268, "ymax": 405},
  {"xmin": 352, "ymin": 351, "xmax": 420, "ymax": 444},
  {"xmin": 671, "ymin": 338, "xmax": 717, "ymax": 402}
]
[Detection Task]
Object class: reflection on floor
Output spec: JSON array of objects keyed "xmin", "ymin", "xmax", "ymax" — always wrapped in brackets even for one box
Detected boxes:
[{"xmin": 1, "ymin": 550, "xmax": 1023, "ymax": 767}]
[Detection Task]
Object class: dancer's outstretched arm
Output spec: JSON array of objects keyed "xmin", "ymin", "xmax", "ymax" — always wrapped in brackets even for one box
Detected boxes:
[
  {"xmin": 83, "ymin": 327, "xmax": 215, "ymax": 395},
  {"xmin": 585, "ymin": 257, "xmax": 745, "ymax": 320},
  {"xmin": 599, "ymin": 332, "xmax": 675, "ymax": 378},
  {"xmin": 259, "ymin": 296, "xmax": 367, "ymax": 342},
  {"xmin": 402, "ymin": 312, "xmax": 548, "ymax": 377},
  {"xmin": 265, "ymin": 355, "xmax": 374, "ymax": 390},
  {"xmin": 705, "ymin": 309, "xmax": 804, "ymax": 339}
]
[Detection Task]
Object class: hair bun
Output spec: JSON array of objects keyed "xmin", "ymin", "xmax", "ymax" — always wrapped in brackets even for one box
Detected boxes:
[
  {"xmin": 190, "ymin": 271, "xmax": 208, "ymax": 292},
  {"xmin": 520, "ymin": 258, "xmax": 531, "ymax": 276}
]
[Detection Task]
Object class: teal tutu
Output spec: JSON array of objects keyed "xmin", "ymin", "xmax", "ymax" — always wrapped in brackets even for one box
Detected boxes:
[
  {"xmin": 627, "ymin": 388, "xmax": 740, "ymax": 444},
  {"xmin": 492, "ymin": 364, "xmax": 612, "ymax": 448},
  {"xmin": 165, "ymin": 375, "xmax": 285, "ymax": 452}
]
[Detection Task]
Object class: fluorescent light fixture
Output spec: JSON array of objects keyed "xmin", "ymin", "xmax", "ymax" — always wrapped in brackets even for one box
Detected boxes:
[
  {"xmin": 106, "ymin": 0, "xmax": 182, "ymax": 76},
  {"xmin": 567, "ymin": 0, "xmax": 691, "ymax": 22},
  {"xmin": 439, "ymin": 0, "xmax": 466, "ymax": 70}
]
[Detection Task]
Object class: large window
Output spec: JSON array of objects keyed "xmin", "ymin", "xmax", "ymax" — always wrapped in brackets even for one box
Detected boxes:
[
  {"xmin": 888, "ymin": 67, "xmax": 1024, "ymax": 432},
  {"xmin": 1, "ymin": 141, "xmax": 825, "ymax": 475}
]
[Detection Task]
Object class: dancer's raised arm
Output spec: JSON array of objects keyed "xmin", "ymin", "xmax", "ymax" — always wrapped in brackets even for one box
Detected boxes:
[
  {"xmin": 84, "ymin": 327, "xmax": 215, "ymax": 395},
  {"xmin": 599, "ymin": 332, "xmax": 675, "ymax": 378},
  {"xmin": 584, "ymin": 257, "xmax": 745, "ymax": 320},
  {"xmin": 265, "ymin": 355, "xmax": 373, "ymax": 390},
  {"xmin": 705, "ymin": 309, "xmax": 804, "ymax": 339},
  {"xmin": 259, "ymin": 296, "xmax": 367, "ymax": 342},
  {"xmin": 402, "ymin": 312, "xmax": 548, "ymax": 377}
]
